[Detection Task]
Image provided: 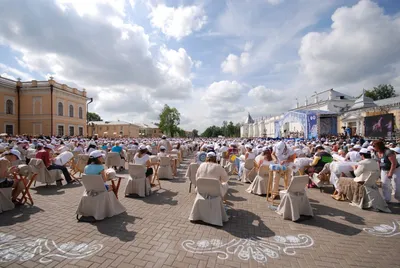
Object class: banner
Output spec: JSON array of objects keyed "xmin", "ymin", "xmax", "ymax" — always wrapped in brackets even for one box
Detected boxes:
[{"xmin": 307, "ymin": 114, "xmax": 318, "ymax": 139}]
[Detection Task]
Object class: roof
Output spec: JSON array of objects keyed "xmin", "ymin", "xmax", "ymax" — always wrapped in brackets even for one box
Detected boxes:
[
  {"xmin": 244, "ymin": 113, "xmax": 255, "ymax": 124},
  {"xmin": 328, "ymin": 89, "xmax": 354, "ymax": 100},
  {"xmin": 293, "ymin": 109, "xmax": 338, "ymax": 115},
  {"xmin": 89, "ymin": 120, "xmax": 139, "ymax": 126},
  {"xmin": 374, "ymin": 96, "xmax": 400, "ymax": 107},
  {"xmin": 138, "ymin": 123, "xmax": 159, "ymax": 129},
  {"xmin": 349, "ymin": 93, "xmax": 377, "ymax": 110}
]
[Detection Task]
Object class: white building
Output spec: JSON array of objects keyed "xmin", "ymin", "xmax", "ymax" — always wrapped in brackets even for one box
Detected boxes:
[{"xmin": 240, "ymin": 89, "xmax": 356, "ymax": 138}]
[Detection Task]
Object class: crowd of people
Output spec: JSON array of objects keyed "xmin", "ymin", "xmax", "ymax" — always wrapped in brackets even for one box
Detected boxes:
[{"xmin": 0, "ymin": 134, "xmax": 399, "ymax": 213}]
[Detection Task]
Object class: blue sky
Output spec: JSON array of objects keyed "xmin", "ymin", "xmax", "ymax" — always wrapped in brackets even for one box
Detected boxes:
[{"xmin": 0, "ymin": 0, "xmax": 400, "ymax": 132}]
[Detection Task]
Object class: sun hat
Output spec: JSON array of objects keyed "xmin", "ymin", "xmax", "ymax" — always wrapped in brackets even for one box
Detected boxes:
[
  {"xmin": 89, "ymin": 150, "xmax": 104, "ymax": 158},
  {"xmin": 206, "ymin": 152, "xmax": 216, "ymax": 157},
  {"xmin": 5, "ymin": 149, "xmax": 21, "ymax": 160},
  {"xmin": 359, "ymin": 148, "xmax": 370, "ymax": 154}
]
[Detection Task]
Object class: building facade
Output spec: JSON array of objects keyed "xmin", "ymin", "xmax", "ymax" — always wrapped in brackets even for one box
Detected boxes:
[
  {"xmin": 88, "ymin": 120, "xmax": 140, "ymax": 138},
  {"xmin": 0, "ymin": 76, "xmax": 87, "ymax": 136},
  {"xmin": 138, "ymin": 123, "xmax": 162, "ymax": 138}
]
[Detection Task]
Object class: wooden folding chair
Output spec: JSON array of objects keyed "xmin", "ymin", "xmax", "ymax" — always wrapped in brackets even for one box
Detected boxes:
[
  {"xmin": 151, "ymin": 163, "xmax": 161, "ymax": 189},
  {"xmin": 110, "ymin": 177, "xmax": 123, "ymax": 199},
  {"xmin": 13, "ymin": 171, "xmax": 37, "ymax": 205},
  {"xmin": 70, "ymin": 154, "xmax": 89, "ymax": 180}
]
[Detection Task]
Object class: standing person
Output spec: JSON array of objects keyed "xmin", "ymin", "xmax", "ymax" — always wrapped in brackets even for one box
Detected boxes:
[
  {"xmin": 271, "ymin": 141, "xmax": 296, "ymax": 199},
  {"xmin": 373, "ymin": 140, "xmax": 400, "ymax": 202},
  {"xmin": 158, "ymin": 135, "xmax": 172, "ymax": 153},
  {"xmin": 36, "ymin": 144, "xmax": 74, "ymax": 186}
]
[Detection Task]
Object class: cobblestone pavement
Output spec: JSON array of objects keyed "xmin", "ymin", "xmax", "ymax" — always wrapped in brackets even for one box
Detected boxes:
[{"xmin": 1, "ymin": 155, "xmax": 400, "ymax": 268}]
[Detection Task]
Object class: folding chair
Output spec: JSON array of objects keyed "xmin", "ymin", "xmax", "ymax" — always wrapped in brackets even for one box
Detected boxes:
[
  {"xmin": 70, "ymin": 154, "xmax": 89, "ymax": 180},
  {"xmin": 13, "ymin": 165, "xmax": 37, "ymax": 205},
  {"xmin": 150, "ymin": 157, "xmax": 161, "ymax": 188},
  {"xmin": 185, "ymin": 162, "xmax": 200, "ymax": 193}
]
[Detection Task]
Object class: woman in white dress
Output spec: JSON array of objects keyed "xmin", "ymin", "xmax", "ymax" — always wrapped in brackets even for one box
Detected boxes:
[{"xmin": 134, "ymin": 145, "xmax": 154, "ymax": 184}]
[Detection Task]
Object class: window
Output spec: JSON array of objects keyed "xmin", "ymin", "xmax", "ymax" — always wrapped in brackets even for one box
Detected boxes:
[
  {"xmin": 79, "ymin": 107, "xmax": 83, "ymax": 119},
  {"xmin": 58, "ymin": 125, "xmax": 64, "ymax": 136},
  {"xmin": 78, "ymin": 127, "xmax": 83, "ymax": 136},
  {"xmin": 5, "ymin": 125, "xmax": 13, "ymax": 135},
  {"xmin": 99, "ymin": 126, "xmax": 102, "ymax": 131},
  {"xmin": 6, "ymin": 100, "xmax": 13, "ymax": 115},
  {"xmin": 69, "ymin": 126, "xmax": 74, "ymax": 136},
  {"xmin": 120, "ymin": 126, "xmax": 123, "ymax": 130},
  {"xmin": 69, "ymin": 105, "xmax": 74, "ymax": 117},
  {"xmin": 153, "ymin": 130, "xmax": 156, "ymax": 134},
  {"xmin": 58, "ymin": 102, "xmax": 63, "ymax": 116}
]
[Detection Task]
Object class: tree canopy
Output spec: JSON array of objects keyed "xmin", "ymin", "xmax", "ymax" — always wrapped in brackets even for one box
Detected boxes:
[
  {"xmin": 158, "ymin": 104, "xmax": 181, "ymax": 137},
  {"xmin": 365, "ymin": 84, "xmax": 397, "ymax": 101},
  {"xmin": 87, "ymin": 112, "xmax": 102, "ymax": 121},
  {"xmin": 201, "ymin": 121, "xmax": 241, "ymax": 137}
]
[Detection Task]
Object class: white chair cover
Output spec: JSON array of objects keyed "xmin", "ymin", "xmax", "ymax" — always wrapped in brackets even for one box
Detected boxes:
[
  {"xmin": 276, "ymin": 175, "xmax": 313, "ymax": 221},
  {"xmin": 359, "ymin": 171, "xmax": 391, "ymax": 213},
  {"xmin": 28, "ymin": 158, "xmax": 61, "ymax": 184},
  {"xmin": 0, "ymin": 188, "xmax": 14, "ymax": 213},
  {"xmin": 158, "ymin": 156, "xmax": 173, "ymax": 179},
  {"xmin": 106, "ymin": 152, "xmax": 121, "ymax": 168},
  {"xmin": 246, "ymin": 165, "xmax": 269, "ymax": 195},
  {"xmin": 125, "ymin": 164, "xmax": 150, "ymax": 197},
  {"xmin": 76, "ymin": 175, "xmax": 126, "ymax": 220},
  {"xmin": 185, "ymin": 163, "xmax": 199, "ymax": 192},
  {"xmin": 127, "ymin": 149, "xmax": 136, "ymax": 163},
  {"xmin": 75, "ymin": 154, "xmax": 90, "ymax": 173},
  {"xmin": 188, "ymin": 177, "xmax": 229, "ymax": 226},
  {"xmin": 242, "ymin": 159, "xmax": 256, "ymax": 183}
]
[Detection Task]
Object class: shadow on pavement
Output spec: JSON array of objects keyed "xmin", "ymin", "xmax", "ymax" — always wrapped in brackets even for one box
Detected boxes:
[
  {"xmin": 141, "ymin": 189, "xmax": 178, "ymax": 206},
  {"xmin": 93, "ymin": 212, "xmax": 140, "ymax": 242},
  {"xmin": 0, "ymin": 206, "xmax": 44, "ymax": 226},
  {"xmin": 296, "ymin": 203, "xmax": 364, "ymax": 236}
]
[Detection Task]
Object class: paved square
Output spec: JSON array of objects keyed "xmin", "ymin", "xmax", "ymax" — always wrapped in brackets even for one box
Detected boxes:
[{"xmin": 1, "ymin": 155, "xmax": 399, "ymax": 268}]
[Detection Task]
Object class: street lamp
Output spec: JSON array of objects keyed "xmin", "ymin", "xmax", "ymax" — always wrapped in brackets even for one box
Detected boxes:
[{"xmin": 86, "ymin": 97, "xmax": 93, "ymax": 137}]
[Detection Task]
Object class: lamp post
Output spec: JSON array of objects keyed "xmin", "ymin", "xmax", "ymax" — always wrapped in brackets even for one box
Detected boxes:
[{"xmin": 86, "ymin": 97, "xmax": 93, "ymax": 137}]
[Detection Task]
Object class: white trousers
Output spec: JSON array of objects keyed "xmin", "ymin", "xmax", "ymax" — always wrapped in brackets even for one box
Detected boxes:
[{"xmin": 381, "ymin": 168, "xmax": 400, "ymax": 202}]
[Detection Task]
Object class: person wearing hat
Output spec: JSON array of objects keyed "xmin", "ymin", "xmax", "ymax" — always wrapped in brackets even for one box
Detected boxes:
[
  {"xmin": 111, "ymin": 142, "xmax": 125, "ymax": 171},
  {"xmin": 157, "ymin": 146, "xmax": 168, "ymax": 158},
  {"xmin": 158, "ymin": 135, "xmax": 172, "ymax": 153},
  {"xmin": 373, "ymin": 140, "xmax": 400, "ymax": 202},
  {"xmin": 195, "ymin": 151, "xmax": 229, "ymax": 200},
  {"xmin": 134, "ymin": 145, "xmax": 154, "ymax": 184},
  {"xmin": 345, "ymin": 145, "xmax": 362, "ymax": 162},
  {"xmin": 0, "ymin": 150, "xmax": 25, "ymax": 203},
  {"xmin": 238, "ymin": 144, "xmax": 256, "ymax": 180},
  {"xmin": 84, "ymin": 150, "xmax": 111, "ymax": 191},
  {"xmin": 86, "ymin": 141, "xmax": 97, "ymax": 155},
  {"xmin": 36, "ymin": 144, "xmax": 74, "ymax": 186},
  {"xmin": 333, "ymin": 148, "xmax": 380, "ymax": 203}
]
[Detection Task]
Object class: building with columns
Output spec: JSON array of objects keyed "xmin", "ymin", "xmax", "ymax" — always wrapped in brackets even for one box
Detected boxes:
[{"xmin": 0, "ymin": 75, "xmax": 88, "ymax": 136}]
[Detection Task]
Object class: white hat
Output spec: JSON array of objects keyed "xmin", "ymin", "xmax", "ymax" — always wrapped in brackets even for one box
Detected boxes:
[
  {"xmin": 160, "ymin": 146, "xmax": 166, "ymax": 150},
  {"xmin": 162, "ymin": 135, "xmax": 166, "ymax": 139},
  {"xmin": 6, "ymin": 149, "xmax": 21, "ymax": 160},
  {"xmin": 139, "ymin": 145, "xmax": 147, "ymax": 150},
  {"xmin": 89, "ymin": 150, "xmax": 104, "ymax": 158},
  {"xmin": 206, "ymin": 152, "xmax": 216, "ymax": 157},
  {"xmin": 353, "ymin": 145, "xmax": 361, "ymax": 149},
  {"xmin": 146, "ymin": 145, "xmax": 152, "ymax": 151},
  {"xmin": 245, "ymin": 144, "xmax": 253, "ymax": 149},
  {"xmin": 44, "ymin": 144, "xmax": 54, "ymax": 150},
  {"xmin": 390, "ymin": 147, "xmax": 400, "ymax": 154},
  {"xmin": 359, "ymin": 148, "xmax": 370, "ymax": 154}
]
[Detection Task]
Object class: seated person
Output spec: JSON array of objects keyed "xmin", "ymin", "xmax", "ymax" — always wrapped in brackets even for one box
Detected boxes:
[
  {"xmin": 306, "ymin": 145, "xmax": 333, "ymax": 174},
  {"xmin": 238, "ymin": 144, "xmax": 256, "ymax": 180},
  {"xmin": 195, "ymin": 152, "xmax": 229, "ymax": 201},
  {"xmin": 73, "ymin": 143, "xmax": 85, "ymax": 154},
  {"xmin": 157, "ymin": 146, "xmax": 168, "ymax": 158},
  {"xmin": 332, "ymin": 148, "xmax": 379, "ymax": 203},
  {"xmin": 195, "ymin": 147, "xmax": 207, "ymax": 165},
  {"xmin": 36, "ymin": 144, "xmax": 75, "ymax": 186},
  {"xmin": 255, "ymin": 147, "xmax": 273, "ymax": 168},
  {"xmin": 84, "ymin": 150, "xmax": 111, "ymax": 191},
  {"xmin": 85, "ymin": 141, "xmax": 97, "ymax": 155},
  {"xmin": 0, "ymin": 150, "xmax": 24, "ymax": 203},
  {"xmin": 345, "ymin": 145, "xmax": 362, "ymax": 162},
  {"xmin": 134, "ymin": 145, "xmax": 154, "ymax": 185}
]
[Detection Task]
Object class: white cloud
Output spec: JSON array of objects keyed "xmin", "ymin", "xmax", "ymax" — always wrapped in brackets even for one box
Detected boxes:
[
  {"xmin": 221, "ymin": 42, "xmax": 252, "ymax": 74},
  {"xmin": 149, "ymin": 4, "xmax": 207, "ymax": 40},
  {"xmin": 248, "ymin": 86, "xmax": 283, "ymax": 103},
  {"xmin": 0, "ymin": 63, "xmax": 32, "ymax": 80},
  {"xmin": 266, "ymin": 0, "xmax": 284, "ymax": 5},
  {"xmin": 299, "ymin": 0, "xmax": 400, "ymax": 87},
  {"xmin": 202, "ymin": 80, "xmax": 245, "ymax": 105}
]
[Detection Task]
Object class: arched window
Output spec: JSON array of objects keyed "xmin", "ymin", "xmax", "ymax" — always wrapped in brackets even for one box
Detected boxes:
[
  {"xmin": 79, "ymin": 107, "xmax": 83, "ymax": 119},
  {"xmin": 69, "ymin": 105, "xmax": 74, "ymax": 117},
  {"xmin": 6, "ymin": 100, "xmax": 13, "ymax": 115},
  {"xmin": 58, "ymin": 102, "xmax": 63, "ymax": 116}
]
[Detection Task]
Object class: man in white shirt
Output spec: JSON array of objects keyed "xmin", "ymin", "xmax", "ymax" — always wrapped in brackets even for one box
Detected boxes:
[
  {"xmin": 158, "ymin": 135, "xmax": 172, "ymax": 152},
  {"xmin": 346, "ymin": 145, "xmax": 362, "ymax": 162}
]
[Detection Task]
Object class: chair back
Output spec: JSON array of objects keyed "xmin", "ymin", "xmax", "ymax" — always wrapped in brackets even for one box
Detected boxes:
[
  {"xmin": 258, "ymin": 165, "xmax": 269, "ymax": 177},
  {"xmin": 76, "ymin": 154, "xmax": 90, "ymax": 172},
  {"xmin": 28, "ymin": 158, "xmax": 46, "ymax": 174},
  {"xmin": 127, "ymin": 149, "xmax": 136, "ymax": 162},
  {"xmin": 54, "ymin": 151, "xmax": 74, "ymax": 166},
  {"xmin": 196, "ymin": 177, "xmax": 222, "ymax": 197},
  {"xmin": 150, "ymin": 156, "xmax": 159, "ymax": 164},
  {"xmin": 106, "ymin": 152, "xmax": 120, "ymax": 166},
  {"xmin": 186, "ymin": 163, "xmax": 199, "ymax": 184},
  {"xmin": 159, "ymin": 156, "xmax": 170, "ymax": 166},
  {"xmin": 197, "ymin": 152, "xmax": 207, "ymax": 163},
  {"xmin": 128, "ymin": 164, "xmax": 146, "ymax": 179},
  {"xmin": 287, "ymin": 175, "xmax": 309, "ymax": 193},
  {"xmin": 81, "ymin": 174, "xmax": 106, "ymax": 193},
  {"xmin": 244, "ymin": 159, "xmax": 254, "ymax": 170}
]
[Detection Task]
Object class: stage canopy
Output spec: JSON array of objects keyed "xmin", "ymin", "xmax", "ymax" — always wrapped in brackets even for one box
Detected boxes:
[{"xmin": 274, "ymin": 110, "xmax": 337, "ymax": 139}]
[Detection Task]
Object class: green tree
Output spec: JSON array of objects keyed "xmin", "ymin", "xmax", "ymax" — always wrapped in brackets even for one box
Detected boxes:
[
  {"xmin": 192, "ymin": 129, "xmax": 199, "ymax": 138},
  {"xmin": 87, "ymin": 112, "xmax": 102, "ymax": 121},
  {"xmin": 158, "ymin": 104, "xmax": 181, "ymax": 137},
  {"xmin": 365, "ymin": 84, "xmax": 397, "ymax": 101},
  {"xmin": 201, "ymin": 121, "xmax": 241, "ymax": 137}
]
